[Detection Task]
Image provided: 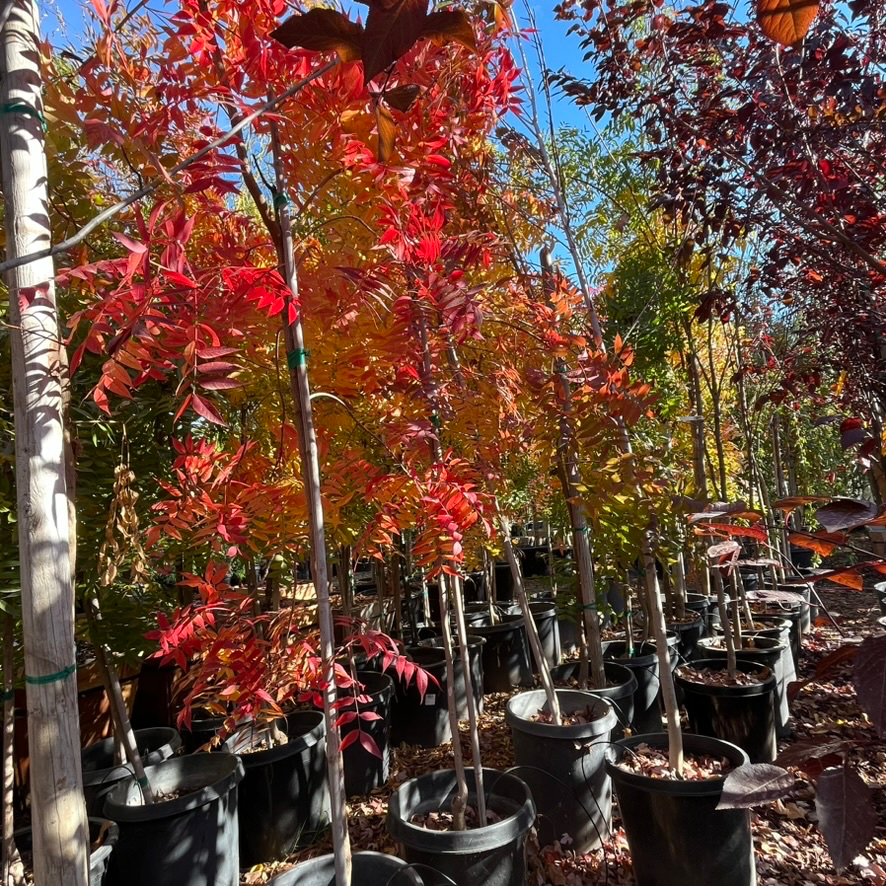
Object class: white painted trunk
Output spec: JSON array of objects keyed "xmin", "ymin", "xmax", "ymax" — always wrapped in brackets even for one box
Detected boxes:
[{"xmin": 0, "ymin": 1, "xmax": 89, "ymax": 882}]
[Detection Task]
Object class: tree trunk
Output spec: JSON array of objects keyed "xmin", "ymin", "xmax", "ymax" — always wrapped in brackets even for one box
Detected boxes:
[
  {"xmin": 270, "ymin": 122, "xmax": 350, "ymax": 885},
  {"xmin": 1, "ymin": 2, "xmax": 89, "ymax": 882}
]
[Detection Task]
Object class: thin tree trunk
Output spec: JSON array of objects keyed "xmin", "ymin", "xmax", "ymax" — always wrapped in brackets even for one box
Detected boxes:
[
  {"xmin": 2, "ymin": 615, "xmax": 23, "ymax": 886},
  {"xmin": 712, "ymin": 569, "xmax": 737, "ymax": 679},
  {"xmin": 1, "ymin": 2, "xmax": 89, "ymax": 881},
  {"xmin": 270, "ymin": 122, "xmax": 350, "ymax": 885},
  {"xmin": 498, "ymin": 511, "xmax": 560, "ymax": 723},
  {"xmin": 86, "ymin": 601, "xmax": 153, "ymax": 803}
]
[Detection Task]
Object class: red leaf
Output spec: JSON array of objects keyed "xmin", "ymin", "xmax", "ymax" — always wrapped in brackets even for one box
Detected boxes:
[
  {"xmin": 358, "ymin": 730, "xmax": 382, "ymax": 759},
  {"xmin": 788, "ymin": 531, "xmax": 846, "ymax": 557},
  {"xmin": 162, "ymin": 269, "xmax": 198, "ymax": 289},
  {"xmin": 191, "ymin": 394, "xmax": 227, "ymax": 426},
  {"xmin": 339, "ymin": 729, "xmax": 360, "ymax": 750},
  {"xmin": 854, "ymin": 634, "xmax": 886, "ymax": 737},
  {"xmin": 693, "ymin": 522, "xmax": 767, "ymax": 542},
  {"xmin": 376, "ymin": 102, "xmax": 397, "ymax": 163},
  {"xmin": 112, "ymin": 231, "xmax": 148, "ymax": 254},
  {"xmin": 814, "ymin": 499, "xmax": 880, "ymax": 533},
  {"xmin": 198, "ymin": 377, "xmax": 244, "ymax": 391}
]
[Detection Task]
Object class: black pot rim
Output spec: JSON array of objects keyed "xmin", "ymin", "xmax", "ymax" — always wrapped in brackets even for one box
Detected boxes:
[
  {"xmin": 417, "ymin": 633, "xmax": 487, "ymax": 651},
  {"xmin": 602, "ymin": 640, "xmax": 658, "ymax": 667},
  {"xmin": 605, "ymin": 732, "xmax": 749, "ymax": 796},
  {"xmin": 666, "ymin": 611, "xmax": 704, "ymax": 630},
  {"xmin": 505, "ymin": 688, "xmax": 617, "ymax": 739},
  {"xmin": 697, "ymin": 636, "xmax": 785, "ymax": 654},
  {"xmin": 225, "ymin": 709, "xmax": 325, "ymax": 765},
  {"xmin": 387, "ymin": 767, "xmax": 535, "ymax": 853},
  {"xmin": 81, "ymin": 727, "xmax": 182, "ymax": 785},
  {"xmin": 528, "ymin": 601, "xmax": 557, "ymax": 618},
  {"xmin": 675, "ymin": 658, "xmax": 776, "ymax": 697},
  {"xmin": 104, "ymin": 753, "xmax": 244, "ymax": 821},
  {"xmin": 471, "ymin": 614, "xmax": 525, "ymax": 636},
  {"xmin": 268, "ymin": 850, "xmax": 422, "ymax": 885},
  {"xmin": 343, "ymin": 670, "xmax": 395, "ymax": 706}
]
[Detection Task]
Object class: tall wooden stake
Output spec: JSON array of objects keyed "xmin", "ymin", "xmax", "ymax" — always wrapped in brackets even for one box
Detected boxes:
[
  {"xmin": 0, "ymin": 1, "xmax": 89, "ymax": 882},
  {"xmin": 269, "ymin": 122, "xmax": 351, "ymax": 885}
]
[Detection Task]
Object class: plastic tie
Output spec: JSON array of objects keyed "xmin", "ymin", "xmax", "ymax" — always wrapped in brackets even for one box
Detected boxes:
[
  {"xmin": 571, "ymin": 526, "xmax": 589, "ymax": 534},
  {"xmin": 581, "ymin": 602, "xmax": 598, "ymax": 611},
  {"xmin": 137, "ymin": 775, "xmax": 150, "ymax": 788},
  {"xmin": 429, "ymin": 414, "xmax": 442, "ymax": 428},
  {"xmin": 273, "ymin": 191, "xmax": 291, "ymax": 210},
  {"xmin": 1, "ymin": 689, "xmax": 14, "ymax": 701},
  {"xmin": 25, "ymin": 663, "xmax": 76, "ymax": 685},
  {"xmin": 0, "ymin": 102, "xmax": 47, "ymax": 129},
  {"xmin": 287, "ymin": 348, "xmax": 309, "ymax": 369}
]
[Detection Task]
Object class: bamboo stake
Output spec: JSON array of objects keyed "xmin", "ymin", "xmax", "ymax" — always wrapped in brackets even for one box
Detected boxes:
[
  {"xmin": 0, "ymin": 2, "xmax": 89, "ymax": 881},
  {"xmin": 2, "ymin": 614, "xmax": 23, "ymax": 886},
  {"xmin": 269, "ymin": 122, "xmax": 351, "ymax": 885}
]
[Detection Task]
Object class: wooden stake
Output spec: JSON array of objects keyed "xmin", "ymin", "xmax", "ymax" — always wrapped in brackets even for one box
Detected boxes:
[{"xmin": 0, "ymin": 1, "xmax": 89, "ymax": 881}]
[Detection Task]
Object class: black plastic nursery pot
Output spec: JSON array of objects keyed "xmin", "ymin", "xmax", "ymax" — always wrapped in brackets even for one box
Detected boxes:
[
  {"xmin": 339, "ymin": 671, "xmax": 395, "ymax": 798},
  {"xmin": 387, "ymin": 768, "xmax": 535, "ymax": 886},
  {"xmin": 103, "ymin": 752, "xmax": 244, "ymax": 886},
  {"xmin": 696, "ymin": 635, "xmax": 794, "ymax": 739},
  {"xmin": 472, "ymin": 615, "xmax": 533, "ymax": 693},
  {"xmin": 606, "ymin": 733, "xmax": 754, "ymax": 886},
  {"xmin": 602, "ymin": 641, "xmax": 662, "ymax": 734},
  {"xmin": 392, "ymin": 647, "xmax": 450, "ymax": 748},
  {"xmin": 666, "ymin": 611, "xmax": 705, "ymax": 660},
  {"xmin": 493, "ymin": 562, "xmax": 514, "ymax": 600},
  {"xmin": 181, "ymin": 711, "xmax": 250, "ymax": 755},
  {"xmin": 549, "ymin": 660, "xmax": 637, "ymax": 741},
  {"xmin": 15, "ymin": 818, "xmax": 119, "ymax": 886},
  {"xmin": 520, "ymin": 545, "xmax": 550, "ymax": 577},
  {"xmin": 506, "ymin": 690, "xmax": 616, "ymax": 852},
  {"xmin": 464, "ymin": 570, "xmax": 487, "ymax": 603},
  {"xmin": 746, "ymin": 608, "xmax": 802, "ymax": 669},
  {"xmin": 685, "ymin": 593, "xmax": 714, "ymax": 635},
  {"xmin": 767, "ymin": 582, "xmax": 814, "ymax": 634},
  {"xmin": 528, "ymin": 601, "xmax": 560, "ymax": 669},
  {"xmin": 876, "ymin": 581, "xmax": 886, "ymax": 616},
  {"xmin": 82, "ymin": 726, "xmax": 181, "ymax": 816},
  {"xmin": 676, "ymin": 657, "xmax": 777, "ymax": 763},
  {"xmin": 418, "ymin": 634, "xmax": 485, "ymax": 719},
  {"xmin": 224, "ymin": 710, "xmax": 329, "ymax": 866},
  {"xmin": 266, "ymin": 851, "xmax": 423, "ymax": 885},
  {"xmin": 790, "ymin": 545, "xmax": 815, "ymax": 570}
]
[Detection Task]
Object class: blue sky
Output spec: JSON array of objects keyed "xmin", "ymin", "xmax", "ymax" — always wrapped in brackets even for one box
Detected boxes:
[{"xmin": 45, "ymin": 0, "xmax": 591, "ymax": 128}]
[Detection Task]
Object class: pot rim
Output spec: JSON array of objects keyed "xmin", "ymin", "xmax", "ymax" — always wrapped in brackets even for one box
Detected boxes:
[
  {"xmin": 225, "ymin": 709, "xmax": 325, "ymax": 764},
  {"xmin": 103, "ymin": 753, "xmax": 244, "ymax": 821},
  {"xmin": 605, "ymin": 732, "xmax": 749, "ymax": 796},
  {"xmin": 675, "ymin": 658, "xmax": 776, "ymax": 697},
  {"xmin": 505, "ymin": 688, "xmax": 617, "ymax": 739},
  {"xmin": 387, "ymin": 767, "xmax": 535, "ymax": 854}
]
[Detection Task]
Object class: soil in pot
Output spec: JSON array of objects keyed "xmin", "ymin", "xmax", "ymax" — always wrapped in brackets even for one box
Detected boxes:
[
  {"xmin": 606, "ymin": 733, "xmax": 753, "ymax": 886},
  {"xmin": 528, "ymin": 601, "xmax": 560, "ymax": 670},
  {"xmin": 506, "ymin": 690, "xmax": 616, "ymax": 852},
  {"xmin": 103, "ymin": 753, "xmax": 244, "ymax": 886},
  {"xmin": 417, "ymin": 634, "xmax": 485, "ymax": 719},
  {"xmin": 339, "ymin": 671, "xmax": 394, "ymax": 798},
  {"xmin": 387, "ymin": 767, "xmax": 535, "ymax": 886},
  {"xmin": 391, "ymin": 647, "xmax": 450, "ymax": 748},
  {"xmin": 81, "ymin": 726, "xmax": 181, "ymax": 817},
  {"xmin": 697, "ymin": 634, "xmax": 795, "ymax": 739},
  {"xmin": 676, "ymin": 658, "xmax": 777, "ymax": 763},
  {"xmin": 16, "ymin": 817, "xmax": 118, "ymax": 886},
  {"xmin": 471, "ymin": 615, "xmax": 533, "ymax": 693},
  {"xmin": 602, "ymin": 641, "xmax": 661, "ymax": 734},
  {"xmin": 266, "ymin": 850, "xmax": 423, "ymax": 885},
  {"xmin": 549, "ymin": 660, "xmax": 636, "ymax": 741},
  {"xmin": 225, "ymin": 710, "xmax": 329, "ymax": 866}
]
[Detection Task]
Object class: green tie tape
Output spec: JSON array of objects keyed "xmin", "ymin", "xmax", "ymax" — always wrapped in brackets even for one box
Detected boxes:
[
  {"xmin": 1, "ymin": 689, "xmax": 14, "ymax": 701},
  {"xmin": 25, "ymin": 663, "xmax": 76, "ymax": 685},
  {"xmin": 0, "ymin": 102, "xmax": 47, "ymax": 129},
  {"xmin": 273, "ymin": 192, "xmax": 291, "ymax": 210},
  {"xmin": 287, "ymin": 348, "xmax": 309, "ymax": 369}
]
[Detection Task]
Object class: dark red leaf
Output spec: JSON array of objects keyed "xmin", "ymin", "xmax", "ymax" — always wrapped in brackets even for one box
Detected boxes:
[
  {"xmin": 716, "ymin": 764, "xmax": 795, "ymax": 809},
  {"xmin": 362, "ymin": 0, "xmax": 428, "ymax": 85},
  {"xmin": 814, "ymin": 498, "xmax": 880, "ymax": 533},
  {"xmin": 271, "ymin": 8, "xmax": 364, "ymax": 62},
  {"xmin": 358, "ymin": 729, "xmax": 382, "ymax": 759},
  {"xmin": 382, "ymin": 84, "xmax": 421, "ymax": 112},
  {"xmin": 191, "ymin": 394, "xmax": 228, "ymax": 426},
  {"xmin": 815, "ymin": 765, "xmax": 876, "ymax": 871},
  {"xmin": 853, "ymin": 634, "xmax": 886, "ymax": 737},
  {"xmin": 421, "ymin": 10, "xmax": 476, "ymax": 49}
]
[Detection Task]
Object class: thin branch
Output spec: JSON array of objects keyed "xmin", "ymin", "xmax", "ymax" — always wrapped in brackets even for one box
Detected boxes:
[{"xmin": 0, "ymin": 60, "xmax": 337, "ymax": 276}]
